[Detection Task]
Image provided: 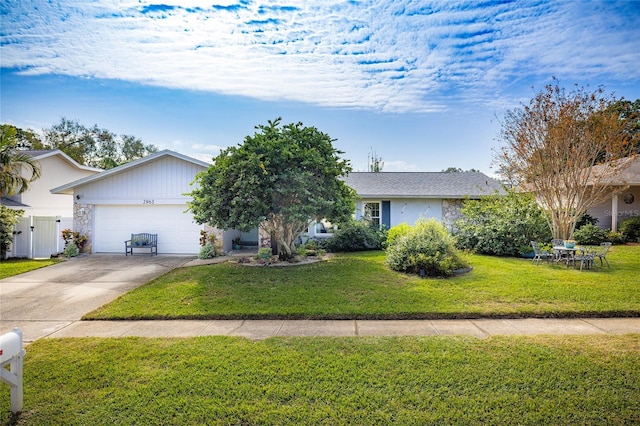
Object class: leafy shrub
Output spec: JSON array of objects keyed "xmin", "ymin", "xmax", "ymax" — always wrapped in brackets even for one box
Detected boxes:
[
  {"xmin": 198, "ymin": 244, "xmax": 217, "ymax": 259},
  {"xmin": 64, "ymin": 241, "xmax": 79, "ymax": 258},
  {"xmin": 454, "ymin": 189, "xmax": 551, "ymax": 256},
  {"xmin": 257, "ymin": 247, "xmax": 272, "ymax": 259},
  {"xmin": 296, "ymin": 241, "xmax": 326, "ymax": 257},
  {"xmin": 575, "ymin": 212, "xmax": 598, "ymax": 229},
  {"xmin": 386, "ymin": 218, "xmax": 468, "ymax": 277},
  {"xmin": 573, "ymin": 223, "xmax": 610, "ymax": 245},
  {"xmin": 386, "ymin": 223, "xmax": 412, "ymax": 247},
  {"xmin": 295, "ymin": 245, "xmax": 308, "ymax": 257},
  {"xmin": 0, "ymin": 206, "xmax": 23, "ymax": 259},
  {"xmin": 608, "ymin": 231, "xmax": 625, "ymax": 245},
  {"xmin": 619, "ymin": 216, "xmax": 640, "ymax": 242},
  {"xmin": 61, "ymin": 229, "xmax": 87, "ymax": 250},
  {"xmin": 321, "ymin": 220, "xmax": 385, "ymax": 252}
]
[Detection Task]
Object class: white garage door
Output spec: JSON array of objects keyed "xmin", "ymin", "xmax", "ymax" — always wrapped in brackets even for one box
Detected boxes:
[{"xmin": 94, "ymin": 205, "xmax": 203, "ymax": 254}]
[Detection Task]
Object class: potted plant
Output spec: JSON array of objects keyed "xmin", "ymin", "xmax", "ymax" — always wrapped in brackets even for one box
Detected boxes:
[
  {"xmin": 563, "ymin": 239, "xmax": 577, "ymax": 249},
  {"xmin": 519, "ymin": 244, "xmax": 535, "ymax": 258}
]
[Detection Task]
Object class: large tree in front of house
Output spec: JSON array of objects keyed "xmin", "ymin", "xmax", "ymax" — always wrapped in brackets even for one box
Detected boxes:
[
  {"xmin": 188, "ymin": 118, "xmax": 356, "ymax": 259},
  {"xmin": 495, "ymin": 83, "xmax": 639, "ymax": 240}
]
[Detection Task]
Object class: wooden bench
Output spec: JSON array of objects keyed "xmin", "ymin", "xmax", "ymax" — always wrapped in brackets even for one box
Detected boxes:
[{"xmin": 125, "ymin": 233, "xmax": 158, "ymax": 256}]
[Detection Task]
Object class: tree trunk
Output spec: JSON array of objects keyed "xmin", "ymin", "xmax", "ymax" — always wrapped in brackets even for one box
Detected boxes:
[{"xmin": 262, "ymin": 214, "xmax": 310, "ymax": 260}]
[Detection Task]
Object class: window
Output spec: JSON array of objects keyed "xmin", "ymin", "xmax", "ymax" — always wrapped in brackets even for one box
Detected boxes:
[{"xmin": 364, "ymin": 202, "xmax": 380, "ymax": 227}]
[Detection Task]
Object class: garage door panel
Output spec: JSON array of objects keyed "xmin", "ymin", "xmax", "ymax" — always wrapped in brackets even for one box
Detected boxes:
[{"xmin": 94, "ymin": 205, "xmax": 202, "ymax": 254}]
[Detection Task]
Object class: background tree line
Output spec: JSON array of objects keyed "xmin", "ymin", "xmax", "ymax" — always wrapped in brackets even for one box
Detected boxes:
[{"xmin": 3, "ymin": 117, "xmax": 158, "ymax": 169}]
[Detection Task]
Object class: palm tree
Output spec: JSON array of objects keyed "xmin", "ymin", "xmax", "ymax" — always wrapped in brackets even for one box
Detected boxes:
[{"xmin": 0, "ymin": 125, "xmax": 42, "ymax": 197}]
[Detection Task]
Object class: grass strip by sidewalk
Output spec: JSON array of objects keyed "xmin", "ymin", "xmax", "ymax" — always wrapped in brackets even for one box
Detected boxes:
[
  {"xmin": 3, "ymin": 334, "xmax": 638, "ymax": 425},
  {"xmin": 85, "ymin": 246, "xmax": 640, "ymax": 320},
  {"xmin": 0, "ymin": 259, "xmax": 60, "ymax": 280}
]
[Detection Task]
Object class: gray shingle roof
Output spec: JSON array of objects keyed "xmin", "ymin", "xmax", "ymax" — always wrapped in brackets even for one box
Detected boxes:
[
  {"xmin": 343, "ymin": 172, "xmax": 504, "ymax": 199},
  {"xmin": 21, "ymin": 150, "xmax": 56, "ymax": 157},
  {"xmin": 0, "ymin": 197, "xmax": 30, "ymax": 208}
]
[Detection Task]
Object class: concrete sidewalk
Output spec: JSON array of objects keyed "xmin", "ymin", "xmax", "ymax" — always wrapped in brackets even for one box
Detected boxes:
[{"xmin": 37, "ymin": 317, "xmax": 640, "ymax": 341}]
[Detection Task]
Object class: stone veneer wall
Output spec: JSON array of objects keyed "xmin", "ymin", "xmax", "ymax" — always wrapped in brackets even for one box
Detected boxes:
[
  {"xmin": 204, "ymin": 224, "xmax": 225, "ymax": 252},
  {"xmin": 442, "ymin": 199, "xmax": 464, "ymax": 231},
  {"xmin": 74, "ymin": 203, "xmax": 93, "ymax": 253}
]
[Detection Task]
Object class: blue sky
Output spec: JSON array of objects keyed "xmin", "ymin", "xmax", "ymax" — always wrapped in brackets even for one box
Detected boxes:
[{"xmin": 2, "ymin": 0, "xmax": 639, "ymax": 175}]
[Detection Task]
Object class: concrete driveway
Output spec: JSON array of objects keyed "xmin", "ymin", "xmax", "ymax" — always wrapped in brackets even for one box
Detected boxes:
[{"xmin": 0, "ymin": 254, "xmax": 193, "ymax": 342}]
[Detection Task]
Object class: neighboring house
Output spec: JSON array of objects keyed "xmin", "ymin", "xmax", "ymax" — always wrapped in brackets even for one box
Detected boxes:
[
  {"xmin": 336, "ymin": 171, "xmax": 504, "ymax": 232},
  {"xmin": 1, "ymin": 150, "xmax": 101, "ymax": 258},
  {"xmin": 51, "ymin": 150, "xmax": 211, "ymax": 255},
  {"xmin": 586, "ymin": 157, "xmax": 640, "ymax": 231}
]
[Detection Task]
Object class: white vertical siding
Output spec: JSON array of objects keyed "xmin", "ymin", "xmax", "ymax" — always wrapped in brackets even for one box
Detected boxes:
[{"xmin": 78, "ymin": 156, "xmax": 206, "ymax": 202}]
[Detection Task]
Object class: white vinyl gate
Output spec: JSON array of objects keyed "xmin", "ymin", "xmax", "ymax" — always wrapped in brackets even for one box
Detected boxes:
[{"xmin": 9, "ymin": 216, "xmax": 72, "ymax": 259}]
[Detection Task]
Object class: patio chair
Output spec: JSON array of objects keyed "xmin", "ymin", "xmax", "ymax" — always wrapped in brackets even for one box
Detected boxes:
[
  {"xmin": 570, "ymin": 248, "xmax": 595, "ymax": 271},
  {"xmin": 531, "ymin": 241, "xmax": 553, "ymax": 265},
  {"xmin": 593, "ymin": 242, "xmax": 611, "ymax": 268}
]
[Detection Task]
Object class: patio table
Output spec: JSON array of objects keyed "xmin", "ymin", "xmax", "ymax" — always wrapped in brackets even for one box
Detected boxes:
[
  {"xmin": 553, "ymin": 246, "xmax": 578, "ymax": 266},
  {"xmin": 553, "ymin": 246, "xmax": 593, "ymax": 270}
]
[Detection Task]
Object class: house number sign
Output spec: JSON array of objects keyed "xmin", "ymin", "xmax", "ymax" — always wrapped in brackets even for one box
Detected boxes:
[{"xmin": 143, "ymin": 199, "xmax": 155, "ymax": 205}]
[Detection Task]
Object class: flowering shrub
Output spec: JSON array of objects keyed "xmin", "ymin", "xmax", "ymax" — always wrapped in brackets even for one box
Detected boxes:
[
  {"xmin": 199, "ymin": 230, "xmax": 216, "ymax": 247},
  {"xmin": 386, "ymin": 218, "xmax": 468, "ymax": 277},
  {"xmin": 61, "ymin": 229, "xmax": 87, "ymax": 251}
]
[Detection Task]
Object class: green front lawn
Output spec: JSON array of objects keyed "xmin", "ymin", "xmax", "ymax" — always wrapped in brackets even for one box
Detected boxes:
[
  {"xmin": 3, "ymin": 335, "xmax": 638, "ymax": 425},
  {"xmin": 86, "ymin": 245, "xmax": 640, "ymax": 320},
  {"xmin": 0, "ymin": 259, "xmax": 61, "ymax": 280}
]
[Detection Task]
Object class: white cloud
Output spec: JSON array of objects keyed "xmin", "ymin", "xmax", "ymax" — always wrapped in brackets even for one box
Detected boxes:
[
  {"xmin": 2, "ymin": 0, "xmax": 639, "ymax": 113},
  {"xmin": 381, "ymin": 160, "xmax": 421, "ymax": 172},
  {"xmin": 188, "ymin": 153, "xmax": 215, "ymax": 164},
  {"xmin": 190, "ymin": 143, "xmax": 226, "ymax": 153}
]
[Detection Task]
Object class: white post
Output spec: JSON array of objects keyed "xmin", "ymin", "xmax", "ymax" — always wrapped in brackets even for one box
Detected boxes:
[
  {"xmin": 28, "ymin": 216, "xmax": 34, "ymax": 259},
  {"xmin": 56, "ymin": 216, "xmax": 61, "ymax": 253},
  {"xmin": 611, "ymin": 194, "xmax": 619, "ymax": 232},
  {"xmin": 0, "ymin": 327, "xmax": 25, "ymax": 414}
]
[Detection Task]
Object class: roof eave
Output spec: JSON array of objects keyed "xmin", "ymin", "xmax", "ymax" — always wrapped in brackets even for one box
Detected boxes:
[
  {"xmin": 33, "ymin": 150, "xmax": 103, "ymax": 173},
  {"xmin": 356, "ymin": 194, "xmax": 491, "ymax": 199}
]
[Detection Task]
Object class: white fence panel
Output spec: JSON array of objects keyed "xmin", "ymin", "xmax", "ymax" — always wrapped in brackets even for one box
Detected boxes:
[{"xmin": 10, "ymin": 218, "xmax": 30, "ymax": 258}]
